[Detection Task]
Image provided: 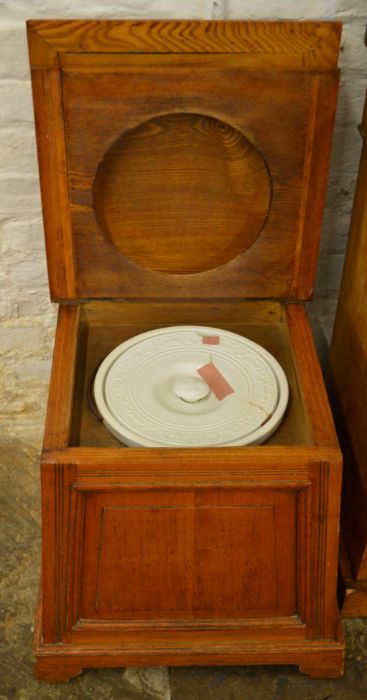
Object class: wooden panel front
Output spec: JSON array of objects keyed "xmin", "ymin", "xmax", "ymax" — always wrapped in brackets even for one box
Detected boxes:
[
  {"xmin": 40, "ymin": 451, "xmax": 342, "ymax": 646},
  {"xmin": 79, "ymin": 489, "xmax": 295, "ymax": 621}
]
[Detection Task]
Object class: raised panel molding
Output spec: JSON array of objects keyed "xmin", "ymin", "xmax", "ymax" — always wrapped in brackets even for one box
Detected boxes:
[
  {"xmin": 92, "ymin": 502, "xmax": 278, "ymax": 616},
  {"xmin": 40, "ymin": 458, "xmax": 340, "ymax": 646},
  {"xmin": 42, "ymin": 465, "xmax": 310, "ymax": 638},
  {"xmin": 74, "ymin": 489, "xmax": 296, "ymax": 629}
]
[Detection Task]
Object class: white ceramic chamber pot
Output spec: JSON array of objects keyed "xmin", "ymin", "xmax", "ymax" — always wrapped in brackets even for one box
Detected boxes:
[{"xmin": 93, "ymin": 325, "xmax": 289, "ymax": 448}]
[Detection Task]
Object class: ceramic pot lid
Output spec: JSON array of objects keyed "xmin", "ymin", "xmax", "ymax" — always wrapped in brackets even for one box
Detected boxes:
[{"xmin": 93, "ymin": 325, "xmax": 289, "ymax": 447}]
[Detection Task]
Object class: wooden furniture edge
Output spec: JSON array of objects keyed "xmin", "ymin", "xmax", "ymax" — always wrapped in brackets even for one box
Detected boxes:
[
  {"xmin": 43, "ymin": 305, "xmax": 81, "ymax": 448},
  {"xmin": 27, "ymin": 21, "xmax": 59, "ymax": 67},
  {"xmin": 34, "ymin": 597, "xmax": 344, "ymax": 682},
  {"xmin": 291, "ymin": 71, "xmax": 340, "ymax": 299},
  {"xmin": 309, "ymin": 461, "xmax": 343, "ymax": 639},
  {"xmin": 286, "ymin": 304, "xmax": 340, "ymax": 448},
  {"xmin": 40, "ymin": 462, "xmax": 76, "ymax": 643},
  {"xmin": 27, "ymin": 19, "xmax": 341, "ymax": 67},
  {"xmin": 41, "ymin": 444, "xmax": 343, "ymax": 469},
  {"xmin": 28, "ymin": 66, "xmax": 76, "ymax": 299},
  {"xmin": 81, "ymin": 299, "xmax": 285, "ymax": 325}
]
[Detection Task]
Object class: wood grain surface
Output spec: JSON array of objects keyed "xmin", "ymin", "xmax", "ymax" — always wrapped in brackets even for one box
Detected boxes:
[
  {"xmin": 29, "ymin": 69, "xmax": 76, "ymax": 299},
  {"xmin": 286, "ymin": 304, "xmax": 338, "ymax": 446},
  {"xmin": 28, "ymin": 20, "xmax": 340, "ymax": 301},
  {"xmin": 80, "ymin": 490, "xmax": 295, "ymax": 620},
  {"xmin": 37, "ymin": 444, "xmax": 344, "ymax": 679},
  {"xmin": 62, "ymin": 64, "xmax": 338, "ymax": 300},
  {"xmin": 34, "ymin": 589, "xmax": 344, "ymax": 681},
  {"xmin": 43, "ymin": 305, "xmax": 80, "ymax": 449},
  {"xmin": 28, "ymin": 19, "xmax": 341, "ymax": 67},
  {"xmin": 94, "ymin": 113, "xmax": 271, "ymax": 274}
]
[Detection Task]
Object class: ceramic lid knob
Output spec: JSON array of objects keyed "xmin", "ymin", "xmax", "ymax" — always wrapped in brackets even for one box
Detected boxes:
[{"xmin": 173, "ymin": 376, "xmax": 210, "ymax": 403}]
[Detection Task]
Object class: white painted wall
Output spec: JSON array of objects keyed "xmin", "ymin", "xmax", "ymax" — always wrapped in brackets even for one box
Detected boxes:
[{"xmin": 1, "ymin": 1, "xmax": 366, "ymax": 442}]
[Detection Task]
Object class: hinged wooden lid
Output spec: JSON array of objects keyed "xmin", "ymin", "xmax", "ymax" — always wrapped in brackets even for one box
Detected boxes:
[{"xmin": 27, "ymin": 19, "xmax": 341, "ymax": 302}]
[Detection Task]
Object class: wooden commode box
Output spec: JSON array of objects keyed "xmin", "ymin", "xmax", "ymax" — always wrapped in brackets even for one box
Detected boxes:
[{"xmin": 27, "ymin": 19, "xmax": 344, "ymax": 681}]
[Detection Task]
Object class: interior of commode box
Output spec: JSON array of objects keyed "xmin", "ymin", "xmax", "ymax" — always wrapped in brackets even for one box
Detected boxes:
[{"xmin": 68, "ymin": 300, "xmax": 313, "ymax": 448}]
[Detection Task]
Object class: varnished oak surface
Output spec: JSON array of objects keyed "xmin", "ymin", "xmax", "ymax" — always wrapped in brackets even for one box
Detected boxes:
[
  {"xmin": 329, "ymin": 91, "xmax": 367, "ymax": 595},
  {"xmin": 29, "ymin": 69, "xmax": 75, "ymax": 298},
  {"xmin": 93, "ymin": 113, "xmax": 271, "ymax": 275},
  {"xmin": 27, "ymin": 20, "xmax": 341, "ymax": 67},
  {"xmin": 43, "ymin": 305, "xmax": 80, "ymax": 449},
  {"xmin": 34, "ymin": 596, "xmax": 344, "ymax": 682},
  {"xmin": 80, "ymin": 489, "xmax": 295, "ymax": 620},
  {"xmin": 28, "ymin": 20, "xmax": 340, "ymax": 301}
]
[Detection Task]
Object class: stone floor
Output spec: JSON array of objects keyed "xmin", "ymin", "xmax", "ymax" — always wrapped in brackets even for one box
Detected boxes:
[{"xmin": 0, "ymin": 436, "xmax": 366, "ymax": 700}]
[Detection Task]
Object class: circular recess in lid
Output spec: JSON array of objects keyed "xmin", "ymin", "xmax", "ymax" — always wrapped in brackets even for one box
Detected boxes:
[
  {"xmin": 93, "ymin": 325, "xmax": 289, "ymax": 448},
  {"xmin": 93, "ymin": 113, "xmax": 271, "ymax": 275}
]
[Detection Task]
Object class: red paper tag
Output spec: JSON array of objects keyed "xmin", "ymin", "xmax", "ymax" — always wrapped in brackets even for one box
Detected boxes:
[
  {"xmin": 197, "ymin": 362, "xmax": 234, "ymax": 401},
  {"xmin": 202, "ymin": 335, "xmax": 220, "ymax": 345}
]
